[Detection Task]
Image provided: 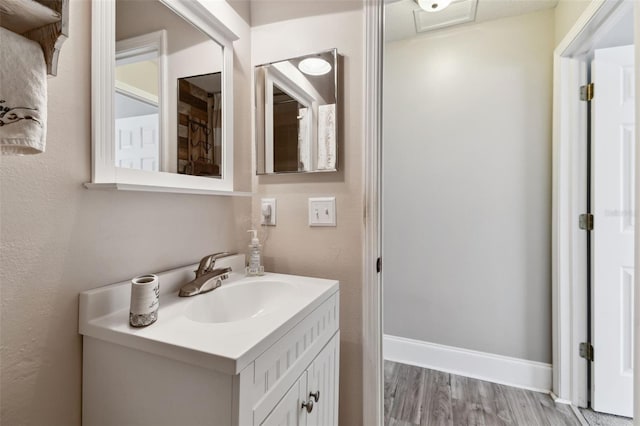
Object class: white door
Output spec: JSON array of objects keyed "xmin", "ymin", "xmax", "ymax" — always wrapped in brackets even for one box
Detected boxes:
[
  {"xmin": 115, "ymin": 114, "xmax": 159, "ymax": 171},
  {"xmin": 592, "ymin": 44, "xmax": 635, "ymax": 417}
]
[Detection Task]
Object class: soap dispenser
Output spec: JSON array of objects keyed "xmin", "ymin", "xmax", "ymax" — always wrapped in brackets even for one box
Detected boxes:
[{"xmin": 246, "ymin": 230, "xmax": 265, "ymax": 276}]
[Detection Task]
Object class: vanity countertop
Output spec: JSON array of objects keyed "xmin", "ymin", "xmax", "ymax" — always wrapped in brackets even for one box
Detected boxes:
[{"xmin": 79, "ymin": 255, "xmax": 339, "ymax": 375}]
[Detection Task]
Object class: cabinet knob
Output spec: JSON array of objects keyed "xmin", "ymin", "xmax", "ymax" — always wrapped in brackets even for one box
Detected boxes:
[
  {"xmin": 301, "ymin": 399, "xmax": 314, "ymax": 413},
  {"xmin": 309, "ymin": 390, "xmax": 320, "ymax": 402}
]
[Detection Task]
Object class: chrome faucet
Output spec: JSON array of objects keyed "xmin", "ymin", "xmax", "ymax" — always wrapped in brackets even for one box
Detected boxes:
[{"xmin": 178, "ymin": 252, "xmax": 236, "ymax": 297}]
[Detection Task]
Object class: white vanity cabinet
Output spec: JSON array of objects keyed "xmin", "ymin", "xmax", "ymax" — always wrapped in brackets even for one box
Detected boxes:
[
  {"xmin": 261, "ymin": 334, "xmax": 338, "ymax": 426},
  {"xmin": 80, "ymin": 261, "xmax": 339, "ymax": 426},
  {"xmin": 236, "ymin": 292, "xmax": 339, "ymax": 426}
]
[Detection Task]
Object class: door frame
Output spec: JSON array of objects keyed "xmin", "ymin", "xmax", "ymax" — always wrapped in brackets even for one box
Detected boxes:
[
  {"xmin": 363, "ymin": 0, "xmax": 384, "ymax": 425},
  {"xmin": 551, "ymin": 0, "xmax": 638, "ymax": 410}
]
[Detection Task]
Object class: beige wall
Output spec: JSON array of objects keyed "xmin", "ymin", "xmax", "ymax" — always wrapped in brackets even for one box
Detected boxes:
[
  {"xmin": 115, "ymin": 60, "xmax": 159, "ymax": 97},
  {"xmin": 554, "ymin": 0, "xmax": 591, "ymax": 46},
  {"xmin": 249, "ymin": 0, "xmax": 361, "ymax": 26},
  {"xmin": 251, "ymin": 5, "xmax": 364, "ymax": 425},
  {"xmin": 0, "ymin": 1, "xmax": 253, "ymax": 425}
]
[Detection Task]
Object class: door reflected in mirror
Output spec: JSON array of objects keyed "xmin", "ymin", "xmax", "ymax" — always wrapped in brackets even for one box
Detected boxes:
[
  {"xmin": 255, "ymin": 49, "xmax": 338, "ymax": 175},
  {"xmin": 115, "ymin": 44, "xmax": 161, "ymax": 171},
  {"xmin": 115, "ymin": 0, "xmax": 224, "ymax": 178}
]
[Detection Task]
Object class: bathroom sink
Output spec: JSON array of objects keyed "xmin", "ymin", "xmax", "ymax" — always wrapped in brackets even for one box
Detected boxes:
[
  {"xmin": 80, "ymin": 254, "xmax": 340, "ymax": 425},
  {"xmin": 185, "ymin": 280, "xmax": 299, "ymax": 324},
  {"xmin": 79, "ymin": 254, "xmax": 339, "ymax": 375}
]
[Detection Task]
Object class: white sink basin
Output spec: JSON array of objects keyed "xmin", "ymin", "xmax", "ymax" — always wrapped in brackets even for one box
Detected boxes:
[
  {"xmin": 79, "ymin": 254, "xmax": 339, "ymax": 375},
  {"xmin": 185, "ymin": 280, "xmax": 300, "ymax": 324}
]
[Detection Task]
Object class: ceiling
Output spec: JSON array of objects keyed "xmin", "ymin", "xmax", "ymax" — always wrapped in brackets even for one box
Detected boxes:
[{"xmin": 385, "ymin": 0, "xmax": 559, "ymax": 42}]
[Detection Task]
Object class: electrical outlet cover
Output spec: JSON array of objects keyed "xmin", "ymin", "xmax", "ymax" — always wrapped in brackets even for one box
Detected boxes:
[{"xmin": 261, "ymin": 198, "xmax": 276, "ymax": 226}]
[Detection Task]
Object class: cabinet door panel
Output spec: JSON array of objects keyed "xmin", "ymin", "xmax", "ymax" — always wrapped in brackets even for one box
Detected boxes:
[
  {"xmin": 307, "ymin": 334, "xmax": 339, "ymax": 426},
  {"xmin": 260, "ymin": 372, "xmax": 307, "ymax": 426}
]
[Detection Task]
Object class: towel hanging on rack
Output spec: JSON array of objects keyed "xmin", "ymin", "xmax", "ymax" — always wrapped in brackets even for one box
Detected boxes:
[{"xmin": 0, "ymin": 26, "xmax": 47, "ymax": 155}]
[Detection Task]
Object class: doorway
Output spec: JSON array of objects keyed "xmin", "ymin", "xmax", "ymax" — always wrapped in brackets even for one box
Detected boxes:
[
  {"xmin": 381, "ymin": 1, "xmax": 562, "ymax": 424},
  {"xmin": 362, "ymin": 0, "xmax": 640, "ymax": 425}
]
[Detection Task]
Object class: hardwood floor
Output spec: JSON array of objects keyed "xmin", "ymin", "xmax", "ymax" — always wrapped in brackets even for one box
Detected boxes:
[{"xmin": 384, "ymin": 361, "xmax": 581, "ymax": 426}]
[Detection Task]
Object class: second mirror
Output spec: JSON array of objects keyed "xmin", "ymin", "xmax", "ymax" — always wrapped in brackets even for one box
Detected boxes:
[{"xmin": 255, "ymin": 49, "xmax": 338, "ymax": 175}]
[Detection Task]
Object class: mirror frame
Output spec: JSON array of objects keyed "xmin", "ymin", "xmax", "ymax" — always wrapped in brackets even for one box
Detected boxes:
[{"xmin": 90, "ymin": 0, "xmax": 239, "ymax": 194}]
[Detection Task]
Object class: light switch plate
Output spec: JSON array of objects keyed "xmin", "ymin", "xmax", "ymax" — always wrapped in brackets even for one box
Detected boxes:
[
  {"xmin": 261, "ymin": 198, "xmax": 276, "ymax": 226},
  {"xmin": 308, "ymin": 197, "xmax": 336, "ymax": 227}
]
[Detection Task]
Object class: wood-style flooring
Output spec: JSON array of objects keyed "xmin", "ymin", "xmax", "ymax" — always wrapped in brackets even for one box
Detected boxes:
[{"xmin": 384, "ymin": 361, "xmax": 581, "ymax": 426}]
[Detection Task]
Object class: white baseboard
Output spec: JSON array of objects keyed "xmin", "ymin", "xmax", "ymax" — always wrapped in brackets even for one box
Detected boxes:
[
  {"xmin": 550, "ymin": 391, "xmax": 572, "ymax": 405},
  {"xmin": 384, "ymin": 334, "xmax": 552, "ymax": 393}
]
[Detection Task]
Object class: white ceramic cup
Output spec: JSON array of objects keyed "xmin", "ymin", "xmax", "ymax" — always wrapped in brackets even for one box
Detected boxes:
[{"xmin": 129, "ymin": 274, "xmax": 159, "ymax": 327}]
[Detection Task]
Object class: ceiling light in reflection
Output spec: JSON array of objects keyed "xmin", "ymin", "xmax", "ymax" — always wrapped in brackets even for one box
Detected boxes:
[{"xmin": 298, "ymin": 58, "xmax": 332, "ymax": 76}]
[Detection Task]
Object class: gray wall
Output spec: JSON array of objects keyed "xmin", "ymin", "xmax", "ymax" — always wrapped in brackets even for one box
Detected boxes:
[
  {"xmin": 383, "ymin": 9, "xmax": 555, "ymax": 363},
  {"xmin": 0, "ymin": 1, "xmax": 252, "ymax": 424}
]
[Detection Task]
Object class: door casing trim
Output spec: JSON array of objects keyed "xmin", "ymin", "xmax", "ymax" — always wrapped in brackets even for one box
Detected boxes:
[{"xmin": 552, "ymin": 0, "xmax": 637, "ymax": 409}]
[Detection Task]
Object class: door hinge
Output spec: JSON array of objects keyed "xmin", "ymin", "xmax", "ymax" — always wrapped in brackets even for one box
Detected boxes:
[
  {"xmin": 579, "ymin": 342, "xmax": 594, "ymax": 361},
  {"xmin": 580, "ymin": 83, "xmax": 594, "ymax": 101},
  {"xmin": 579, "ymin": 213, "xmax": 594, "ymax": 230},
  {"xmin": 376, "ymin": 257, "xmax": 382, "ymax": 273}
]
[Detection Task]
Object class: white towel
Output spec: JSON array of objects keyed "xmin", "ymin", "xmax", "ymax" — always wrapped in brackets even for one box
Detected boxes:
[
  {"xmin": 297, "ymin": 107, "xmax": 311, "ymax": 171},
  {"xmin": 0, "ymin": 27, "xmax": 47, "ymax": 155},
  {"xmin": 317, "ymin": 103, "xmax": 336, "ymax": 170}
]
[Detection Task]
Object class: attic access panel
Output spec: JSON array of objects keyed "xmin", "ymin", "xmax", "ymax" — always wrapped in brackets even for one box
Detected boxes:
[{"xmin": 414, "ymin": 0, "xmax": 478, "ymax": 33}]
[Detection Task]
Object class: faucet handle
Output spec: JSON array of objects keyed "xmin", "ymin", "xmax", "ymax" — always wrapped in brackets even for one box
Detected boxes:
[{"xmin": 195, "ymin": 252, "xmax": 236, "ymax": 277}]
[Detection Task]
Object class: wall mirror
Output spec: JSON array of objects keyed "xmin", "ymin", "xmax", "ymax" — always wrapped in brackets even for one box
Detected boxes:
[
  {"xmin": 90, "ymin": 0, "xmax": 239, "ymax": 194},
  {"xmin": 255, "ymin": 49, "xmax": 339, "ymax": 175}
]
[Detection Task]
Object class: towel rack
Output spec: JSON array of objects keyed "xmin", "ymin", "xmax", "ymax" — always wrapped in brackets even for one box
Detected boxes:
[{"xmin": 0, "ymin": 0, "xmax": 68, "ymax": 76}]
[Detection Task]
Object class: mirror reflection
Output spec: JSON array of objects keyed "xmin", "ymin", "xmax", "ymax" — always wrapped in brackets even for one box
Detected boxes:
[
  {"xmin": 255, "ymin": 49, "xmax": 338, "ymax": 175},
  {"xmin": 115, "ymin": 0, "xmax": 224, "ymax": 177},
  {"xmin": 115, "ymin": 44, "xmax": 160, "ymax": 171},
  {"xmin": 177, "ymin": 73, "xmax": 222, "ymax": 177}
]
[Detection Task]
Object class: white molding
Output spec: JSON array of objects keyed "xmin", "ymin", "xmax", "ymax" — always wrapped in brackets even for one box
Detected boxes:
[
  {"xmin": 115, "ymin": 30, "xmax": 165, "ymax": 60},
  {"xmin": 384, "ymin": 335, "xmax": 552, "ymax": 393},
  {"xmin": 555, "ymin": 0, "xmax": 630, "ymax": 59},
  {"xmin": 115, "ymin": 82, "xmax": 158, "ymax": 106},
  {"xmin": 552, "ymin": 51, "xmax": 589, "ymax": 407},
  {"xmin": 549, "ymin": 391, "xmax": 573, "ymax": 405},
  {"xmin": 91, "ymin": 0, "xmax": 115, "ymax": 183},
  {"xmin": 83, "ymin": 182, "xmax": 251, "ymax": 197},
  {"xmin": 158, "ymin": 0, "xmax": 239, "ymax": 46},
  {"xmin": 634, "ymin": 3, "xmax": 640, "ymax": 421},
  {"xmin": 363, "ymin": 0, "xmax": 384, "ymax": 425},
  {"xmin": 91, "ymin": 0, "xmax": 236, "ymax": 194}
]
